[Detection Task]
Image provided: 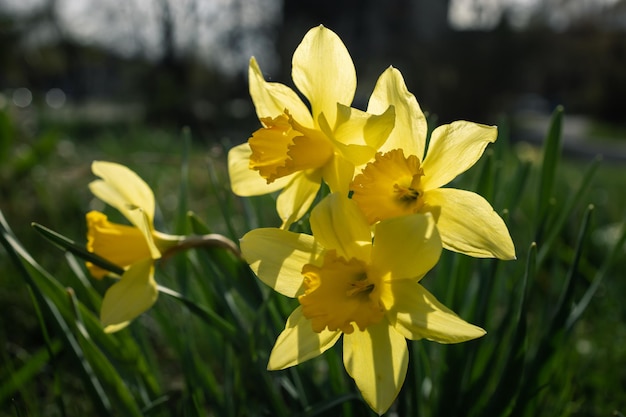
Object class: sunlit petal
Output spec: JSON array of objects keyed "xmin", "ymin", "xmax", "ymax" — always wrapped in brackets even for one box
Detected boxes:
[
  {"xmin": 371, "ymin": 212, "xmax": 441, "ymax": 280},
  {"xmin": 276, "ymin": 171, "xmax": 322, "ymax": 229},
  {"xmin": 321, "ymin": 153, "xmax": 355, "ymax": 195},
  {"xmin": 421, "ymin": 121, "xmax": 497, "ymax": 190},
  {"xmin": 227, "ymin": 143, "xmax": 293, "ymax": 196},
  {"xmin": 249, "ymin": 57, "xmax": 313, "ymax": 126},
  {"xmin": 387, "ymin": 280, "xmax": 486, "ymax": 343},
  {"xmin": 333, "ymin": 103, "xmax": 395, "ymax": 152},
  {"xmin": 90, "ymin": 161, "xmax": 155, "ymax": 223},
  {"xmin": 343, "ymin": 321, "xmax": 408, "ymax": 415},
  {"xmin": 100, "ymin": 258, "xmax": 157, "ymax": 333},
  {"xmin": 424, "ymin": 188, "xmax": 516, "ymax": 259},
  {"xmin": 240, "ymin": 228, "xmax": 324, "ymax": 297},
  {"xmin": 292, "ymin": 25, "xmax": 356, "ymax": 127},
  {"xmin": 268, "ymin": 306, "xmax": 341, "ymax": 370},
  {"xmin": 309, "ymin": 193, "xmax": 371, "ymax": 261},
  {"xmin": 367, "ymin": 67, "xmax": 426, "ymax": 158}
]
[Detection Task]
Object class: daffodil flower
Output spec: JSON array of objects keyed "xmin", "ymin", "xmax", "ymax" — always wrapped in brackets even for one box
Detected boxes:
[
  {"xmin": 86, "ymin": 161, "xmax": 182, "ymax": 332},
  {"xmin": 240, "ymin": 193, "xmax": 485, "ymax": 414},
  {"xmin": 228, "ymin": 25, "xmax": 395, "ymax": 228},
  {"xmin": 350, "ymin": 67, "xmax": 515, "ymax": 259}
]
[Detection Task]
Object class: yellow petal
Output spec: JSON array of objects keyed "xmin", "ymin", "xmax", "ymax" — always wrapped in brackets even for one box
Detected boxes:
[
  {"xmin": 321, "ymin": 152, "xmax": 354, "ymax": 195},
  {"xmin": 86, "ymin": 211, "xmax": 153, "ymax": 278},
  {"xmin": 424, "ymin": 188, "xmax": 516, "ymax": 259},
  {"xmin": 90, "ymin": 161, "xmax": 155, "ymax": 224},
  {"xmin": 309, "ymin": 193, "xmax": 371, "ymax": 261},
  {"xmin": 371, "ymin": 212, "xmax": 441, "ymax": 280},
  {"xmin": 276, "ymin": 171, "xmax": 322, "ymax": 229},
  {"xmin": 240, "ymin": 228, "xmax": 324, "ymax": 297},
  {"xmin": 421, "ymin": 121, "xmax": 497, "ymax": 190},
  {"xmin": 100, "ymin": 258, "xmax": 158, "ymax": 333},
  {"xmin": 386, "ymin": 280, "xmax": 486, "ymax": 343},
  {"xmin": 268, "ymin": 306, "xmax": 341, "ymax": 370},
  {"xmin": 249, "ymin": 57, "xmax": 313, "ymax": 126},
  {"xmin": 292, "ymin": 25, "xmax": 356, "ymax": 127},
  {"xmin": 367, "ymin": 67, "xmax": 426, "ymax": 158},
  {"xmin": 343, "ymin": 321, "xmax": 408, "ymax": 415},
  {"xmin": 333, "ymin": 103, "xmax": 395, "ymax": 152},
  {"xmin": 227, "ymin": 143, "xmax": 293, "ymax": 196}
]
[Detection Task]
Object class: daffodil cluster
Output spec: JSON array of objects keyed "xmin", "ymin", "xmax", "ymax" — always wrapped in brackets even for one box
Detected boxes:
[{"xmin": 232, "ymin": 25, "xmax": 516, "ymax": 414}]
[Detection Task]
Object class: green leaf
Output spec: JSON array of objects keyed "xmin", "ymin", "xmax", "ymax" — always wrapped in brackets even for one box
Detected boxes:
[
  {"xmin": 536, "ymin": 105, "xmax": 564, "ymax": 226},
  {"xmin": 156, "ymin": 285, "xmax": 239, "ymax": 343},
  {"xmin": 0, "ymin": 340, "xmax": 63, "ymax": 404},
  {"xmin": 31, "ymin": 222, "xmax": 124, "ymax": 275},
  {"xmin": 566, "ymin": 220, "xmax": 626, "ymax": 330},
  {"xmin": 537, "ymin": 157, "xmax": 599, "ymax": 264},
  {"xmin": 550, "ymin": 204, "xmax": 594, "ymax": 332},
  {"xmin": 1, "ymin": 210, "xmax": 144, "ymax": 416}
]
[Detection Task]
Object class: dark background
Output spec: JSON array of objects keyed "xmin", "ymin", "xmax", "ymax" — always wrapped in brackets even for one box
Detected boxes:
[{"xmin": 1, "ymin": 0, "xmax": 625, "ymax": 141}]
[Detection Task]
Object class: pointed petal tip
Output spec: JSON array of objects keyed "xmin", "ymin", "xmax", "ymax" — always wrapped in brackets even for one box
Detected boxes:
[{"xmin": 103, "ymin": 321, "xmax": 131, "ymax": 333}]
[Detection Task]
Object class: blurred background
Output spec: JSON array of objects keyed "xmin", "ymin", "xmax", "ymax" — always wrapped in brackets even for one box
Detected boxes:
[
  {"xmin": 1, "ymin": 0, "xmax": 626, "ymax": 142},
  {"xmin": 1, "ymin": 1, "xmax": 626, "ymax": 415}
]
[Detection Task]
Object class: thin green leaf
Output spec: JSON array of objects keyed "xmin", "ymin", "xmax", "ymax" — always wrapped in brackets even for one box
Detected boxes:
[
  {"xmin": 2, "ymin": 211, "xmax": 144, "ymax": 416},
  {"xmin": 31, "ymin": 222, "xmax": 124, "ymax": 275},
  {"xmin": 566, "ymin": 219, "xmax": 625, "ymax": 330},
  {"xmin": 536, "ymin": 105, "xmax": 563, "ymax": 225},
  {"xmin": 550, "ymin": 204, "xmax": 594, "ymax": 332},
  {"xmin": 156, "ymin": 284, "xmax": 239, "ymax": 343},
  {"xmin": 0, "ymin": 340, "xmax": 63, "ymax": 404},
  {"xmin": 537, "ymin": 156, "xmax": 600, "ymax": 264}
]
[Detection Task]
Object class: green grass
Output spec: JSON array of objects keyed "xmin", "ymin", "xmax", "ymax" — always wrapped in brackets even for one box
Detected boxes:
[{"xmin": 1, "ymin": 107, "xmax": 625, "ymax": 416}]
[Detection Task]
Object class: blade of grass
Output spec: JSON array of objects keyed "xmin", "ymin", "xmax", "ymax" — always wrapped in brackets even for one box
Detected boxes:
[
  {"xmin": 2, "ymin": 211, "xmax": 145, "ymax": 416},
  {"xmin": 31, "ymin": 222, "xmax": 124, "ymax": 275},
  {"xmin": 536, "ymin": 105, "xmax": 563, "ymax": 230},
  {"xmin": 477, "ymin": 243, "xmax": 535, "ymax": 416},
  {"xmin": 537, "ymin": 157, "xmax": 600, "ymax": 264},
  {"xmin": 565, "ymin": 218, "xmax": 625, "ymax": 330},
  {"xmin": 0, "ymin": 339, "xmax": 63, "ymax": 405}
]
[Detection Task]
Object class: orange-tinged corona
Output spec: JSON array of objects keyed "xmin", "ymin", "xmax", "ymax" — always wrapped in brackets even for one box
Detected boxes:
[
  {"xmin": 249, "ymin": 112, "xmax": 334, "ymax": 183},
  {"xmin": 351, "ymin": 149, "xmax": 426, "ymax": 224},
  {"xmin": 299, "ymin": 251, "xmax": 385, "ymax": 334}
]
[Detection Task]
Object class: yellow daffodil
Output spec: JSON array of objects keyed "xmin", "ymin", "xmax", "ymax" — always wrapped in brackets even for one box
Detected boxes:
[
  {"xmin": 86, "ymin": 161, "xmax": 181, "ymax": 332},
  {"xmin": 228, "ymin": 25, "xmax": 395, "ymax": 228},
  {"xmin": 240, "ymin": 193, "xmax": 485, "ymax": 414},
  {"xmin": 350, "ymin": 67, "xmax": 515, "ymax": 259}
]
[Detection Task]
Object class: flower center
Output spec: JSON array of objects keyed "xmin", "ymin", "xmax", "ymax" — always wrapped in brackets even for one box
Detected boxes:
[
  {"xmin": 248, "ymin": 112, "xmax": 334, "ymax": 183},
  {"xmin": 350, "ymin": 149, "xmax": 425, "ymax": 224},
  {"xmin": 298, "ymin": 250, "xmax": 385, "ymax": 334}
]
